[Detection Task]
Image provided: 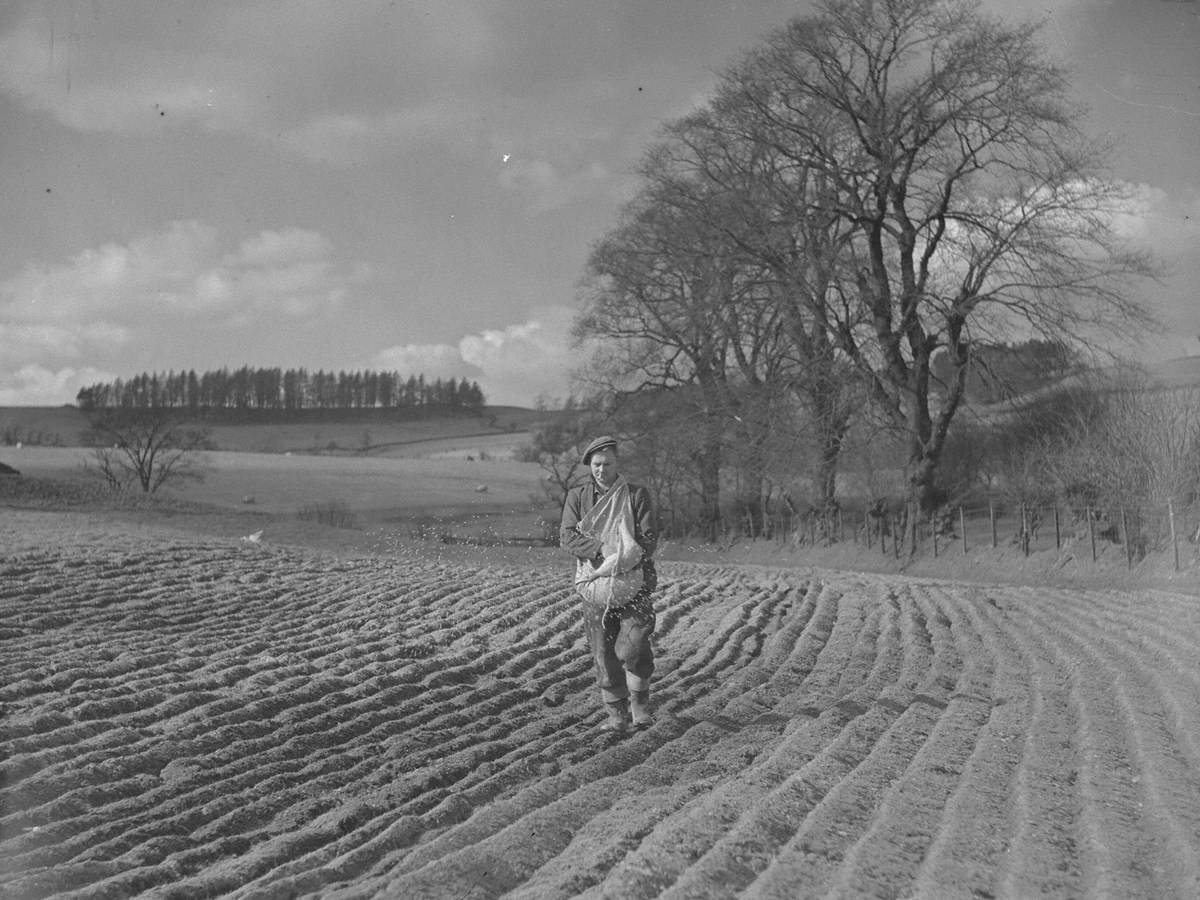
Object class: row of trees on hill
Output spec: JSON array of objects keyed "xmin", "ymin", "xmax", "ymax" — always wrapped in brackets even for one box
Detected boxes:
[
  {"xmin": 546, "ymin": 0, "xmax": 1155, "ymax": 542},
  {"xmin": 75, "ymin": 368, "xmax": 486, "ymax": 413}
]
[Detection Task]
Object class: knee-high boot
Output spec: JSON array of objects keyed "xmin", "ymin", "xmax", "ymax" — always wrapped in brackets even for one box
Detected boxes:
[
  {"xmin": 630, "ymin": 689, "xmax": 653, "ymax": 727},
  {"xmin": 603, "ymin": 698, "xmax": 631, "ymax": 732}
]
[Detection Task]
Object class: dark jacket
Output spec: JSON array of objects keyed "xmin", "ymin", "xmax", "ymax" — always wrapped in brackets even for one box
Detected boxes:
[{"xmin": 560, "ymin": 478, "xmax": 658, "ymax": 592}]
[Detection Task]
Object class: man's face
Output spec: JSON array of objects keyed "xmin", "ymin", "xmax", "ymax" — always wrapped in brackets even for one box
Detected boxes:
[{"xmin": 589, "ymin": 449, "xmax": 618, "ymax": 486}]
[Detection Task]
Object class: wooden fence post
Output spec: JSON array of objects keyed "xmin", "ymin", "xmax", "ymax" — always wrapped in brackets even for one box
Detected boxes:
[
  {"xmin": 1054, "ymin": 507, "xmax": 1061, "ymax": 550},
  {"xmin": 1020, "ymin": 504, "xmax": 1030, "ymax": 556},
  {"xmin": 1169, "ymin": 498, "xmax": 1180, "ymax": 572},
  {"xmin": 960, "ymin": 506, "xmax": 967, "ymax": 555},
  {"xmin": 1089, "ymin": 508, "xmax": 1097, "ymax": 562},
  {"xmin": 989, "ymin": 501, "xmax": 997, "ymax": 548},
  {"xmin": 932, "ymin": 512, "xmax": 938, "ymax": 558}
]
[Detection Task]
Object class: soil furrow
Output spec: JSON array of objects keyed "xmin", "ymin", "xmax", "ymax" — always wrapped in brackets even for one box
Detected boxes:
[
  {"xmin": 300, "ymin": 585, "xmax": 840, "ymax": 897},
  {"xmin": 564, "ymin": 585, "xmax": 893, "ymax": 898},
  {"xmin": 1016, "ymin": 588, "xmax": 1200, "ymax": 896},
  {"xmin": 908, "ymin": 584, "xmax": 1038, "ymax": 899},
  {"xmin": 981, "ymin": 588, "xmax": 1090, "ymax": 898},
  {"xmin": 822, "ymin": 583, "xmax": 996, "ymax": 898},
  {"xmin": 661, "ymin": 583, "xmax": 944, "ymax": 898}
]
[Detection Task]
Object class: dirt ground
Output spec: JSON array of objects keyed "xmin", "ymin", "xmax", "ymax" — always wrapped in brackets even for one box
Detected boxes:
[{"xmin": 3, "ymin": 502, "xmax": 1200, "ymax": 898}]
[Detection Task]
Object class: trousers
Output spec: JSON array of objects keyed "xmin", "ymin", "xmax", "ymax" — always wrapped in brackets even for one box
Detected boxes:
[{"xmin": 581, "ymin": 591, "xmax": 655, "ymax": 703}]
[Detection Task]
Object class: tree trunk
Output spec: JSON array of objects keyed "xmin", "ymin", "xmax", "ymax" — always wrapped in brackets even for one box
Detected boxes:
[
  {"xmin": 693, "ymin": 443, "xmax": 722, "ymax": 541},
  {"xmin": 813, "ymin": 411, "xmax": 848, "ymax": 513},
  {"xmin": 907, "ymin": 333, "xmax": 968, "ymax": 518},
  {"xmin": 736, "ymin": 467, "xmax": 766, "ymax": 538}
]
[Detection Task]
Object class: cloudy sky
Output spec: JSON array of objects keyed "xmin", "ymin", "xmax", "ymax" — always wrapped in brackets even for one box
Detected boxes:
[{"xmin": 0, "ymin": 0, "xmax": 1196, "ymax": 407}]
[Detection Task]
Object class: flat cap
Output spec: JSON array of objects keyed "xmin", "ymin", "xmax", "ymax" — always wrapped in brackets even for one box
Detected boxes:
[{"xmin": 581, "ymin": 434, "xmax": 618, "ymax": 465}]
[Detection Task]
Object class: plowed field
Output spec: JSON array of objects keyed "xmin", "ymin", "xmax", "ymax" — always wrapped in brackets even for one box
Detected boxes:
[{"xmin": 3, "ymin": 513, "xmax": 1200, "ymax": 899}]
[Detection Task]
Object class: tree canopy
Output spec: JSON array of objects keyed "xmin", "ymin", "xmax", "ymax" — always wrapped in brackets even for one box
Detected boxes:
[{"xmin": 573, "ymin": 0, "xmax": 1155, "ymax": 527}]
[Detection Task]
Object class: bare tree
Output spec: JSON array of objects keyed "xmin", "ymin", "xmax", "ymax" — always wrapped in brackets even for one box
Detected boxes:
[
  {"xmin": 1037, "ymin": 372, "xmax": 1200, "ymax": 508},
  {"xmin": 520, "ymin": 397, "xmax": 605, "ymax": 507},
  {"xmin": 689, "ymin": 0, "xmax": 1156, "ymax": 517},
  {"xmin": 650, "ymin": 108, "xmax": 863, "ymax": 515},
  {"xmin": 82, "ymin": 408, "xmax": 212, "ymax": 493},
  {"xmin": 577, "ymin": 171, "xmax": 793, "ymax": 538}
]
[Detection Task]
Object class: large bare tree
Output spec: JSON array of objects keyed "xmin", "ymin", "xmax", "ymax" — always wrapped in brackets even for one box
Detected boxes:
[
  {"xmin": 577, "ymin": 174, "xmax": 792, "ymax": 537},
  {"xmin": 649, "ymin": 108, "xmax": 864, "ymax": 516},
  {"xmin": 691, "ymin": 0, "xmax": 1156, "ymax": 515}
]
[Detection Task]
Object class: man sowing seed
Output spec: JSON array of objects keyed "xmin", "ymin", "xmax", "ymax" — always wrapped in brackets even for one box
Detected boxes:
[{"xmin": 559, "ymin": 435, "xmax": 658, "ymax": 733}]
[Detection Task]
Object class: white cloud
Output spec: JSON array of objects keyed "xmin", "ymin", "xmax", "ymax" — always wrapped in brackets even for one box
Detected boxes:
[
  {"xmin": 0, "ymin": 2, "xmax": 495, "ymax": 154},
  {"xmin": 1119, "ymin": 184, "xmax": 1200, "ymax": 339},
  {"xmin": 372, "ymin": 343, "xmax": 480, "ymax": 381},
  {"xmin": 0, "ymin": 0, "xmax": 627, "ymax": 215},
  {"xmin": 497, "ymin": 158, "xmax": 613, "ymax": 213},
  {"xmin": 0, "ymin": 220, "xmax": 371, "ymax": 404},
  {"xmin": 2, "ymin": 220, "xmax": 364, "ymax": 325},
  {"xmin": 235, "ymin": 228, "xmax": 334, "ymax": 266},
  {"xmin": 459, "ymin": 306, "xmax": 577, "ymax": 404},
  {"xmin": 275, "ymin": 114, "xmax": 377, "ymax": 166},
  {"xmin": 0, "ymin": 15, "xmax": 255, "ymax": 134},
  {"xmin": 0, "ymin": 219, "xmax": 583, "ymax": 407},
  {"xmin": 1, "ymin": 323, "xmax": 85, "ymax": 367},
  {"xmin": 220, "ymin": 0, "xmax": 497, "ymax": 75},
  {"xmin": 4, "ymin": 221, "xmax": 217, "ymax": 321},
  {"xmin": 371, "ymin": 305, "xmax": 577, "ymax": 406},
  {"xmin": 0, "ymin": 364, "xmax": 115, "ymax": 406},
  {"xmin": 1109, "ymin": 182, "xmax": 1200, "ymax": 251},
  {"xmin": 0, "ymin": 0, "xmax": 634, "ymax": 242},
  {"xmin": 1101, "ymin": 181, "xmax": 1200, "ymax": 337},
  {"xmin": 278, "ymin": 101, "xmax": 483, "ymax": 166},
  {"xmin": 485, "ymin": 100, "xmax": 624, "ymax": 211}
]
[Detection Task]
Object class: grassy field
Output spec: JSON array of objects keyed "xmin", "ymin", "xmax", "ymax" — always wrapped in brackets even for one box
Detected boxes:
[
  {"xmin": 1, "ymin": 444, "xmax": 557, "ymax": 551},
  {"xmin": 0, "ymin": 404, "xmax": 560, "ymax": 547},
  {"xmin": 0, "ymin": 405, "xmax": 552, "ymax": 457}
]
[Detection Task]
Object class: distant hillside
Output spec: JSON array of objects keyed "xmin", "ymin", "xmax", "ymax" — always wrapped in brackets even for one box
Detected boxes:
[
  {"xmin": 931, "ymin": 342, "xmax": 1200, "ymax": 410},
  {"xmin": 0, "ymin": 406, "xmax": 89, "ymax": 447},
  {"xmin": 966, "ymin": 355, "xmax": 1200, "ymax": 425},
  {"xmin": 931, "ymin": 340, "xmax": 1076, "ymax": 405},
  {"xmin": 0, "ymin": 404, "xmax": 557, "ymax": 454},
  {"xmin": 7, "ymin": 356, "xmax": 1197, "ymax": 455},
  {"xmin": 1143, "ymin": 355, "xmax": 1200, "ymax": 389}
]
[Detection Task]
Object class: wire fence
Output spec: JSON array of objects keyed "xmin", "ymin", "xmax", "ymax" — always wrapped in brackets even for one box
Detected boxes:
[{"xmin": 717, "ymin": 498, "xmax": 1200, "ymax": 571}]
